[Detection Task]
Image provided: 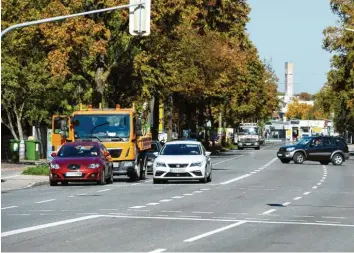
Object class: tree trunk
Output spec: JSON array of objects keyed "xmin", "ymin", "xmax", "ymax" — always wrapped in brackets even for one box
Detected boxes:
[
  {"xmin": 3, "ymin": 110, "xmax": 19, "ymax": 140},
  {"xmin": 14, "ymin": 103, "xmax": 25, "ymax": 140},
  {"xmin": 166, "ymin": 95, "xmax": 173, "ymax": 141},
  {"xmin": 151, "ymin": 94, "xmax": 160, "ymax": 140}
]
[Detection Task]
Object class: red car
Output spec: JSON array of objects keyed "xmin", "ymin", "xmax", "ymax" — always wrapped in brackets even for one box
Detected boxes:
[{"xmin": 49, "ymin": 141, "xmax": 114, "ymax": 186}]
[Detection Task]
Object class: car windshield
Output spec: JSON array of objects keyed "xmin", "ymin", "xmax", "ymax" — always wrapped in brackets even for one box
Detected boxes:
[
  {"xmin": 146, "ymin": 143, "xmax": 159, "ymax": 152},
  {"xmin": 73, "ymin": 114, "xmax": 130, "ymax": 139},
  {"xmin": 239, "ymin": 127, "xmax": 259, "ymax": 135},
  {"xmin": 160, "ymin": 143, "xmax": 201, "ymax": 155},
  {"xmin": 58, "ymin": 145, "xmax": 99, "ymax": 157},
  {"xmin": 296, "ymin": 137, "xmax": 312, "ymax": 145}
]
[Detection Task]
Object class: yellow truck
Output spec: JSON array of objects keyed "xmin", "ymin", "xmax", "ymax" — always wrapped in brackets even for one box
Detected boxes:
[{"xmin": 51, "ymin": 104, "xmax": 152, "ymax": 181}]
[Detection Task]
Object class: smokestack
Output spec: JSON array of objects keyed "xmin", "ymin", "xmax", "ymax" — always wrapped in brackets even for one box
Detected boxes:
[{"xmin": 285, "ymin": 62, "xmax": 294, "ymax": 98}]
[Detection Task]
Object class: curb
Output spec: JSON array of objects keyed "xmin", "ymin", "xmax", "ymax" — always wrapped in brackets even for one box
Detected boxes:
[{"xmin": 1, "ymin": 180, "xmax": 48, "ymax": 193}]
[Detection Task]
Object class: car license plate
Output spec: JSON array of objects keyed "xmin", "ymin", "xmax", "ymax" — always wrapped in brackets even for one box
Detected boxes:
[
  {"xmin": 246, "ymin": 143, "xmax": 251, "ymax": 145},
  {"xmin": 171, "ymin": 168, "xmax": 185, "ymax": 173},
  {"xmin": 66, "ymin": 172, "xmax": 82, "ymax": 177},
  {"xmin": 113, "ymin": 162, "xmax": 120, "ymax": 168},
  {"xmin": 277, "ymin": 153, "xmax": 283, "ymax": 156}
]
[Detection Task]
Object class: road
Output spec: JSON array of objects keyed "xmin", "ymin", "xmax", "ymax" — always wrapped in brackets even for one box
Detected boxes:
[{"xmin": 2, "ymin": 144, "xmax": 354, "ymax": 252}]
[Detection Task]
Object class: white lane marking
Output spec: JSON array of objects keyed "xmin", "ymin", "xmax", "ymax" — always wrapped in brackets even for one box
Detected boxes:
[
  {"xmin": 292, "ymin": 215, "xmax": 314, "ymax": 218},
  {"xmin": 2, "ymin": 175, "xmax": 20, "ymax": 179},
  {"xmin": 193, "ymin": 211, "xmax": 213, "ymax": 214},
  {"xmin": 178, "ymin": 215, "xmax": 201, "ymax": 218},
  {"xmin": 171, "ymin": 196, "xmax": 184, "ymax": 199},
  {"xmin": 102, "ymin": 214, "xmax": 354, "ymax": 227},
  {"xmin": 220, "ymin": 174, "xmax": 251, "ymax": 185},
  {"xmin": 131, "ymin": 209, "xmax": 150, "ymax": 212},
  {"xmin": 35, "ymin": 199, "xmax": 56, "ymax": 204},
  {"xmin": 148, "ymin": 249, "xmax": 166, "ymax": 253},
  {"xmin": 200, "ymin": 188, "xmax": 210, "ymax": 191},
  {"xmin": 183, "ymin": 193, "xmax": 193, "ymax": 196},
  {"xmin": 282, "ymin": 202, "xmax": 291, "ymax": 206},
  {"xmin": 97, "ymin": 189, "xmax": 112, "ymax": 193},
  {"xmin": 99, "ymin": 209, "xmax": 118, "ymax": 211},
  {"xmin": 7, "ymin": 214, "xmax": 30, "ymax": 216},
  {"xmin": 320, "ymin": 180, "xmax": 325, "ymax": 183},
  {"xmin": 284, "ymin": 220, "xmax": 307, "ymax": 222},
  {"xmin": 317, "ymin": 183, "xmax": 322, "ymax": 186},
  {"xmin": 109, "ymin": 213, "xmax": 132, "ymax": 215},
  {"xmin": 145, "ymin": 180, "xmax": 153, "ymax": 183},
  {"xmin": 304, "ymin": 192, "xmax": 311, "ymax": 195},
  {"xmin": 255, "ymin": 170, "xmax": 261, "ymax": 172},
  {"xmin": 159, "ymin": 199, "xmax": 172, "ymax": 202},
  {"xmin": 146, "ymin": 203, "xmax": 160, "ymax": 206},
  {"xmin": 313, "ymin": 186, "xmax": 318, "ymax": 189},
  {"xmin": 251, "ymin": 172, "xmax": 257, "ymax": 174},
  {"xmin": 129, "ymin": 206, "xmax": 146, "ymax": 209},
  {"xmin": 316, "ymin": 221, "xmax": 341, "ymax": 224},
  {"xmin": 323, "ymin": 165, "xmax": 327, "ymax": 169},
  {"xmin": 184, "ymin": 221, "xmax": 247, "ymax": 242},
  {"xmin": 322, "ymin": 216, "xmax": 346, "ymax": 219},
  {"xmin": 1, "ymin": 206, "xmax": 18, "ymax": 210},
  {"xmin": 161, "ymin": 210, "xmax": 182, "ymax": 213},
  {"xmin": 261, "ymin": 209, "xmax": 276, "ymax": 215},
  {"xmin": 68, "ymin": 196, "xmax": 74, "ymax": 198},
  {"xmin": 77, "ymin": 213, "xmax": 99, "ymax": 215},
  {"xmin": 226, "ymin": 213, "xmax": 248, "ymax": 215},
  {"xmin": 1, "ymin": 215, "xmax": 99, "ymax": 237},
  {"xmin": 193, "ymin": 191, "xmax": 203, "ymax": 194},
  {"xmin": 293, "ymin": 197, "xmax": 302, "ymax": 201},
  {"xmin": 213, "ymin": 155, "xmax": 243, "ymax": 165}
]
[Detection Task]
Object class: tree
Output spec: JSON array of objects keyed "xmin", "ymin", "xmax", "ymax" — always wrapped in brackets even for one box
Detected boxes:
[
  {"xmin": 322, "ymin": 0, "xmax": 354, "ymax": 134},
  {"xmin": 297, "ymin": 92, "xmax": 313, "ymax": 101},
  {"xmin": 286, "ymin": 98, "xmax": 313, "ymax": 120}
]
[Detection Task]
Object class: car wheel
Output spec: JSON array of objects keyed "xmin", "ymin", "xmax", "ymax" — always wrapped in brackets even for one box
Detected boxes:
[
  {"xmin": 199, "ymin": 171, "xmax": 208, "ymax": 183},
  {"xmin": 332, "ymin": 153, "xmax": 343, "ymax": 166},
  {"xmin": 153, "ymin": 178, "xmax": 161, "ymax": 184},
  {"xmin": 207, "ymin": 170, "xmax": 212, "ymax": 182},
  {"xmin": 50, "ymin": 180, "xmax": 57, "ymax": 186},
  {"xmin": 61, "ymin": 181, "xmax": 68, "ymax": 185},
  {"xmin": 98, "ymin": 170, "xmax": 106, "ymax": 185},
  {"xmin": 280, "ymin": 159, "xmax": 290, "ymax": 164},
  {"xmin": 293, "ymin": 152, "xmax": 305, "ymax": 164},
  {"xmin": 238, "ymin": 147, "xmax": 243, "ymax": 150},
  {"xmin": 255, "ymin": 147, "xmax": 260, "ymax": 150},
  {"xmin": 106, "ymin": 170, "xmax": 114, "ymax": 184},
  {"xmin": 320, "ymin": 161, "xmax": 330, "ymax": 165}
]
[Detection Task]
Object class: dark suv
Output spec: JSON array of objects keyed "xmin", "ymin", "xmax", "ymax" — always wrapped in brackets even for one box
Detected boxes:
[{"xmin": 277, "ymin": 136, "xmax": 350, "ymax": 165}]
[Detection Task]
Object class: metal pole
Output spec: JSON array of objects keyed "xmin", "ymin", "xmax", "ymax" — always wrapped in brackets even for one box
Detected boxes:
[{"xmin": 1, "ymin": 2, "xmax": 144, "ymax": 38}]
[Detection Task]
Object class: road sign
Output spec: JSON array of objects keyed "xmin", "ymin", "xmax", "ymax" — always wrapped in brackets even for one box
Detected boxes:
[{"xmin": 129, "ymin": 0, "xmax": 151, "ymax": 36}]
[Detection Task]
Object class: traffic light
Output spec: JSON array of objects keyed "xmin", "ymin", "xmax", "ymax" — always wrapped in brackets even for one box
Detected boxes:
[{"xmin": 129, "ymin": 0, "xmax": 151, "ymax": 36}]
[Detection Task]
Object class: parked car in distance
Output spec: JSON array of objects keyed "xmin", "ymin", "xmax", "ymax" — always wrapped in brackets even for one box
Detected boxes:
[
  {"xmin": 49, "ymin": 141, "xmax": 114, "ymax": 186},
  {"xmin": 153, "ymin": 140, "xmax": 212, "ymax": 184},
  {"xmin": 277, "ymin": 136, "xmax": 350, "ymax": 165},
  {"xmin": 142, "ymin": 140, "xmax": 163, "ymax": 174}
]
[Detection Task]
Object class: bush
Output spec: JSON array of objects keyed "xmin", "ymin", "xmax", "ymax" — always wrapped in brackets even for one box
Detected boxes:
[{"xmin": 22, "ymin": 165, "xmax": 50, "ymax": 176}]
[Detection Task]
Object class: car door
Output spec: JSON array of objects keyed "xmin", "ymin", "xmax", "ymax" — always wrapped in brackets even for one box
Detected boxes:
[
  {"xmin": 306, "ymin": 137, "xmax": 322, "ymax": 161},
  {"xmin": 320, "ymin": 137, "xmax": 334, "ymax": 161}
]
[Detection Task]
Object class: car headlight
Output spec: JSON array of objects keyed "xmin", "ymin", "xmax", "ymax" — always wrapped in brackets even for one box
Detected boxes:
[
  {"xmin": 123, "ymin": 161, "xmax": 134, "ymax": 167},
  {"xmin": 87, "ymin": 163, "xmax": 100, "ymax": 169},
  {"xmin": 190, "ymin": 162, "xmax": 202, "ymax": 167},
  {"xmin": 156, "ymin": 162, "xmax": 166, "ymax": 167},
  {"xmin": 286, "ymin": 147, "xmax": 295, "ymax": 152},
  {"xmin": 50, "ymin": 163, "xmax": 60, "ymax": 169}
]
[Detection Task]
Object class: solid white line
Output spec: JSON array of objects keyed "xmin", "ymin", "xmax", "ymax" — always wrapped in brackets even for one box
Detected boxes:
[
  {"xmin": 1, "ymin": 215, "xmax": 99, "ymax": 237},
  {"xmin": 171, "ymin": 196, "xmax": 184, "ymax": 199},
  {"xmin": 159, "ymin": 199, "xmax": 172, "ymax": 202},
  {"xmin": 184, "ymin": 221, "xmax": 247, "ymax": 242},
  {"xmin": 316, "ymin": 221, "xmax": 341, "ymax": 224},
  {"xmin": 1, "ymin": 206, "xmax": 18, "ymax": 210},
  {"xmin": 102, "ymin": 214, "xmax": 354, "ymax": 227},
  {"xmin": 322, "ymin": 216, "xmax": 346, "ymax": 219},
  {"xmin": 213, "ymin": 155, "xmax": 243, "ymax": 165},
  {"xmin": 220, "ymin": 174, "xmax": 251, "ymax": 185},
  {"xmin": 303, "ymin": 192, "xmax": 311, "ymax": 195},
  {"xmin": 148, "ymin": 249, "xmax": 166, "ymax": 253},
  {"xmin": 35, "ymin": 199, "xmax": 56, "ymax": 204},
  {"xmin": 146, "ymin": 203, "xmax": 160, "ymax": 206},
  {"xmin": 97, "ymin": 189, "xmax": 112, "ymax": 193},
  {"xmin": 293, "ymin": 196, "xmax": 302, "ymax": 201},
  {"xmin": 284, "ymin": 220, "xmax": 307, "ymax": 222},
  {"xmin": 1, "ymin": 175, "xmax": 20, "ymax": 179},
  {"xmin": 282, "ymin": 202, "xmax": 291, "ymax": 206},
  {"xmin": 129, "ymin": 206, "xmax": 146, "ymax": 209},
  {"xmin": 262, "ymin": 209, "xmax": 276, "ymax": 215},
  {"xmin": 313, "ymin": 186, "xmax": 318, "ymax": 189}
]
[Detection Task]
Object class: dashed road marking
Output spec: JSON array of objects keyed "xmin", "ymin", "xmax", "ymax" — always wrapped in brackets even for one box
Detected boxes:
[
  {"xmin": 200, "ymin": 188, "xmax": 210, "ymax": 191},
  {"xmin": 159, "ymin": 199, "xmax": 172, "ymax": 202},
  {"xmin": 322, "ymin": 216, "xmax": 346, "ymax": 219},
  {"xmin": 292, "ymin": 215, "xmax": 314, "ymax": 218},
  {"xmin": 317, "ymin": 183, "xmax": 322, "ymax": 186},
  {"xmin": 7, "ymin": 214, "xmax": 30, "ymax": 216},
  {"xmin": 304, "ymin": 192, "xmax": 311, "ymax": 195},
  {"xmin": 162, "ymin": 210, "xmax": 182, "ymax": 213},
  {"xmin": 313, "ymin": 186, "xmax": 318, "ymax": 189},
  {"xmin": 183, "ymin": 193, "xmax": 193, "ymax": 196},
  {"xmin": 172, "ymin": 196, "xmax": 184, "ymax": 199},
  {"xmin": 293, "ymin": 196, "xmax": 302, "ymax": 201},
  {"xmin": 97, "ymin": 189, "xmax": 112, "ymax": 193},
  {"xmin": 146, "ymin": 203, "xmax": 160, "ymax": 206},
  {"xmin": 193, "ymin": 211, "xmax": 214, "ymax": 214},
  {"xmin": 35, "ymin": 199, "xmax": 56, "ymax": 204},
  {"xmin": 1, "ymin": 206, "xmax": 18, "ymax": 210},
  {"xmin": 129, "ymin": 206, "xmax": 146, "ymax": 209},
  {"xmin": 282, "ymin": 202, "xmax": 291, "ymax": 206},
  {"xmin": 261, "ymin": 209, "xmax": 277, "ymax": 215},
  {"xmin": 220, "ymin": 174, "xmax": 251, "ymax": 185},
  {"xmin": 148, "ymin": 249, "xmax": 166, "ymax": 253}
]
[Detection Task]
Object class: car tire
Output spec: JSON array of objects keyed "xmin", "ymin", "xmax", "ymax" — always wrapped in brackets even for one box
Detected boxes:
[
  {"xmin": 238, "ymin": 147, "xmax": 243, "ymax": 150},
  {"xmin": 50, "ymin": 180, "xmax": 57, "ymax": 186},
  {"xmin": 293, "ymin": 152, "xmax": 305, "ymax": 164},
  {"xmin": 199, "ymin": 171, "xmax": 208, "ymax": 183},
  {"xmin": 320, "ymin": 161, "xmax": 330, "ymax": 165},
  {"xmin": 106, "ymin": 170, "xmax": 114, "ymax": 184},
  {"xmin": 153, "ymin": 178, "xmax": 161, "ymax": 184},
  {"xmin": 332, "ymin": 153, "xmax": 343, "ymax": 166},
  {"xmin": 61, "ymin": 181, "xmax": 68, "ymax": 186},
  {"xmin": 98, "ymin": 170, "xmax": 106, "ymax": 185},
  {"xmin": 280, "ymin": 159, "xmax": 290, "ymax": 164},
  {"xmin": 207, "ymin": 170, "xmax": 212, "ymax": 182},
  {"xmin": 255, "ymin": 147, "xmax": 260, "ymax": 150}
]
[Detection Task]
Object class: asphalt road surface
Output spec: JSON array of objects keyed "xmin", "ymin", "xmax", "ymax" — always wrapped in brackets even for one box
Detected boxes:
[{"xmin": 2, "ymin": 144, "xmax": 354, "ymax": 252}]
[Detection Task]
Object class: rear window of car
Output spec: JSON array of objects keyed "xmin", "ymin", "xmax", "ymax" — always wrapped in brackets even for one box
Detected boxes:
[
  {"xmin": 58, "ymin": 145, "xmax": 99, "ymax": 157},
  {"xmin": 160, "ymin": 144, "xmax": 201, "ymax": 155}
]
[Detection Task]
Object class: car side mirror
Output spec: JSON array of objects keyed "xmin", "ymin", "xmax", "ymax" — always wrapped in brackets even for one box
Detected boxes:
[
  {"xmin": 51, "ymin": 152, "xmax": 57, "ymax": 157},
  {"xmin": 205, "ymin": 151, "xmax": 211, "ymax": 157},
  {"xmin": 153, "ymin": 152, "xmax": 159, "ymax": 157}
]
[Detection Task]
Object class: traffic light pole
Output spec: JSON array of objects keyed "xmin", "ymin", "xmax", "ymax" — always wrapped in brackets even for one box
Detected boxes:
[{"xmin": 1, "ymin": 2, "xmax": 145, "ymax": 39}]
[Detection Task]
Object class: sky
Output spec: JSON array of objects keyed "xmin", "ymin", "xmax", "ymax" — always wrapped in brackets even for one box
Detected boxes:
[{"xmin": 246, "ymin": 0, "xmax": 338, "ymax": 95}]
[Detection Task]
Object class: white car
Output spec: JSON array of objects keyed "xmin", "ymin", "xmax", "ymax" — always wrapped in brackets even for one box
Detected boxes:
[{"xmin": 152, "ymin": 141, "xmax": 212, "ymax": 184}]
